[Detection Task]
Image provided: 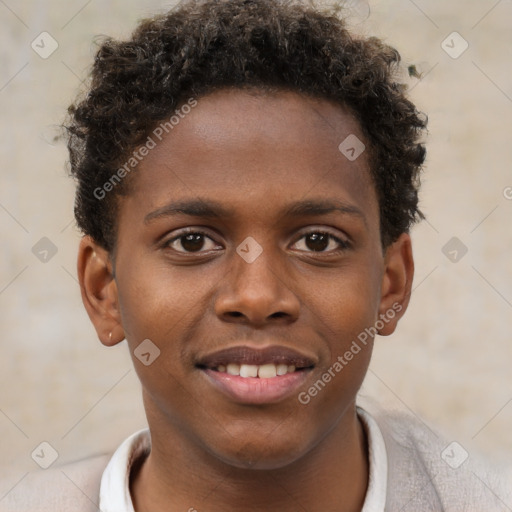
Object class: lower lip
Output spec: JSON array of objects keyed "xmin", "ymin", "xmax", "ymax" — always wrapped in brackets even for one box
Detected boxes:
[{"xmin": 200, "ymin": 368, "xmax": 312, "ymax": 404}]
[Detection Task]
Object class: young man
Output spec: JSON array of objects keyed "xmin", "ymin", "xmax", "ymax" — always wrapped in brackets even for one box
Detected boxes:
[{"xmin": 3, "ymin": 0, "xmax": 510, "ymax": 510}]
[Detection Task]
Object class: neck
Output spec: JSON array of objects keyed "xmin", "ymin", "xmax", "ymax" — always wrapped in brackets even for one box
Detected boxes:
[{"xmin": 131, "ymin": 403, "xmax": 368, "ymax": 512}]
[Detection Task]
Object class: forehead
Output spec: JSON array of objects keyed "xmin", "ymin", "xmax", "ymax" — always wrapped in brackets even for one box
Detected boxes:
[{"xmin": 122, "ymin": 89, "xmax": 379, "ymax": 227}]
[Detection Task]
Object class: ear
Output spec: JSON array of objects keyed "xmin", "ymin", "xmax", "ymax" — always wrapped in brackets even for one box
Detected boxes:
[
  {"xmin": 77, "ymin": 236, "xmax": 125, "ymax": 346},
  {"xmin": 377, "ymin": 232, "xmax": 414, "ymax": 336}
]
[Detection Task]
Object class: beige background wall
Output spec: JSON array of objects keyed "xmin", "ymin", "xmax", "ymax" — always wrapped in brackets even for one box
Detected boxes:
[{"xmin": 1, "ymin": 0, "xmax": 511, "ymax": 492}]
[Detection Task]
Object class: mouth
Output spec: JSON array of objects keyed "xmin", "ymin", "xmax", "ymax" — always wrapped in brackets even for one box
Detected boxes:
[{"xmin": 196, "ymin": 345, "xmax": 316, "ymax": 404}]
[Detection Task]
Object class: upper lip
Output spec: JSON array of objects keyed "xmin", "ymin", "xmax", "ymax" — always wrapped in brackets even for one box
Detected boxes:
[{"xmin": 196, "ymin": 345, "xmax": 317, "ymax": 369}]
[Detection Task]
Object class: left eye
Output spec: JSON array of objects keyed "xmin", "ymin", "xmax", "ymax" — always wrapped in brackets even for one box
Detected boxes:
[
  {"xmin": 167, "ymin": 232, "xmax": 220, "ymax": 253},
  {"xmin": 292, "ymin": 232, "xmax": 349, "ymax": 253}
]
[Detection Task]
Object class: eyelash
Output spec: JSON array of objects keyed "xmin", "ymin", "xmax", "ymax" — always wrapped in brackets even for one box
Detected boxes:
[{"xmin": 163, "ymin": 228, "xmax": 351, "ymax": 255}]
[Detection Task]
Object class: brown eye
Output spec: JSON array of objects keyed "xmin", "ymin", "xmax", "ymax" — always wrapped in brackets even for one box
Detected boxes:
[
  {"xmin": 166, "ymin": 231, "xmax": 220, "ymax": 253},
  {"xmin": 293, "ymin": 231, "xmax": 350, "ymax": 253},
  {"xmin": 180, "ymin": 233, "xmax": 206, "ymax": 252},
  {"xmin": 305, "ymin": 233, "xmax": 329, "ymax": 251}
]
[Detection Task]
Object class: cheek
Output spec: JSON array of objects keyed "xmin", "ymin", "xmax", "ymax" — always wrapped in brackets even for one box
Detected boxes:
[
  {"xmin": 114, "ymin": 258, "xmax": 221, "ymax": 392},
  {"xmin": 115, "ymin": 258, "xmax": 215, "ymax": 341},
  {"xmin": 114, "ymin": 265, "xmax": 199, "ymax": 419},
  {"xmin": 298, "ymin": 261, "xmax": 380, "ymax": 408},
  {"xmin": 305, "ymin": 264, "xmax": 382, "ymax": 346}
]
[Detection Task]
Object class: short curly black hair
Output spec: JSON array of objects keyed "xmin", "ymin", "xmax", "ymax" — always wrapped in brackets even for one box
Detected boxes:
[{"xmin": 66, "ymin": 0, "xmax": 427, "ymax": 251}]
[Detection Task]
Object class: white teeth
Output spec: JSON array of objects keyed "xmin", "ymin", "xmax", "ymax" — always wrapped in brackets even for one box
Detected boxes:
[
  {"xmin": 226, "ymin": 363, "xmax": 240, "ymax": 375},
  {"xmin": 276, "ymin": 364, "xmax": 288, "ymax": 376},
  {"xmin": 240, "ymin": 364, "xmax": 258, "ymax": 377},
  {"xmin": 258, "ymin": 363, "xmax": 277, "ymax": 379},
  {"xmin": 216, "ymin": 363, "xmax": 299, "ymax": 378}
]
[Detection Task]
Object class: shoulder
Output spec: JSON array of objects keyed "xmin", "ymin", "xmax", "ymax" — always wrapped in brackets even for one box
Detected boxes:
[
  {"xmin": 359, "ymin": 399, "xmax": 512, "ymax": 511},
  {"xmin": 1, "ymin": 453, "xmax": 110, "ymax": 512}
]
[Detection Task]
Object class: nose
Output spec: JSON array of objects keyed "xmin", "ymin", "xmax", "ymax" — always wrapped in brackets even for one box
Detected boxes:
[{"xmin": 214, "ymin": 247, "xmax": 300, "ymax": 327}]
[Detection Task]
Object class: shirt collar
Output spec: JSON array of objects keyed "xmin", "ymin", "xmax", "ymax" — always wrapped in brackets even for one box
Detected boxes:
[
  {"xmin": 358, "ymin": 406, "xmax": 388, "ymax": 511},
  {"xmin": 99, "ymin": 428, "xmax": 150, "ymax": 512},
  {"xmin": 99, "ymin": 407, "xmax": 387, "ymax": 511}
]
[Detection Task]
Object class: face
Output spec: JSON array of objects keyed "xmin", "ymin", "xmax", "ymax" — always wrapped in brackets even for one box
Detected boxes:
[{"xmin": 79, "ymin": 89, "xmax": 413, "ymax": 470}]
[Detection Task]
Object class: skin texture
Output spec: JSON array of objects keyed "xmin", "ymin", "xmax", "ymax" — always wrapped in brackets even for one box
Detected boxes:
[{"xmin": 78, "ymin": 89, "xmax": 414, "ymax": 512}]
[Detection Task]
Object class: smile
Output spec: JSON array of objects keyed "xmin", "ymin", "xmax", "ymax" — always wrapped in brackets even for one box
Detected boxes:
[{"xmin": 196, "ymin": 344, "xmax": 316, "ymax": 404}]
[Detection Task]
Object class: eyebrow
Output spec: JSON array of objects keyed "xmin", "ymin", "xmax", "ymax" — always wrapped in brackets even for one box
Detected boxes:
[
  {"xmin": 144, "ymin": 198, "xmax": 366, "ymax": 225},
  {"xmin": 145, "ymin": 199, "xmax": 234, "ymax": 224},
  {"xmin": 282, "ymin": 199, "xmax": 366, "ymax": 224}
]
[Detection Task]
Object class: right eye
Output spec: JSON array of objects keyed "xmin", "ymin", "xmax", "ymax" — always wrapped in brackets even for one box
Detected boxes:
[{"xmin": 165, "ymin": 230, "xmax": 222, "ymax": 253}]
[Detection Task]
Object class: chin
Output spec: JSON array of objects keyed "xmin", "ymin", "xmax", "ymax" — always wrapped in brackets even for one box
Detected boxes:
[{"xmin": 209, "ymin": 435, "xmax": 312, "ymax": 471}]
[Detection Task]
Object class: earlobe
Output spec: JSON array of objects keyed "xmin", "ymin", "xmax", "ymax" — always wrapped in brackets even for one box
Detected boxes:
[
  {"xmin": 377, "ymin": 233, "xmax": 414, "ymax": 336},
  {"xmin": 77, "ymin": 236, "xmax": 125, "ymax": 346}
]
